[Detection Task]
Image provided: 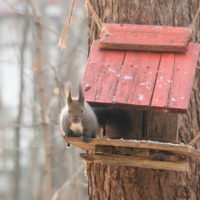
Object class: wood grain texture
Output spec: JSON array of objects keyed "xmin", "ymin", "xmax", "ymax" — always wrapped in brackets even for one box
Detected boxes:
[
  {"xmin": 81, "ymin": 153, "xmax": 189, "ymax": 172},
  {"xmin": 83, "ymin": 41, "xmax": 199, "ymax": 112},
  {"xmin": 151, "ymin": 53, "xmax": 175, "ymax": 108},
  {"xmin": 95, "ymin": 145, "xmax": 186, "ymax": 162},
  {"xmin": 86, "ymin": 161, "xmax": 198, "ymax": 200},
  {"xmin": 114, "ymin": 51, "xmax": 140, "ymax": 104},
  {"xmin": 64, "ymin": 137, "xmax": 200, "ymax": 158},
  {"xmin": 128, "ymin": 52, "xmax": 161, "ymax": 107},
  {"xmin": 82, "ymin": 41, "xmax": 125, "ymax": 104},
  {"xmin": 168, "ymin": 43, "xmax": 200, "ymax": 111},
  {"xmin": 95, "ymin": 145, "xmax": 150, "ymax": 157},
  {"xmin": 143, "ymin": 111, "xmax": 179, "ymax": 141},
  {"xmin": 99, "ymin": 24, "xmax": 192, "ymax": 52},
  {"xmin": 115, "ymin": 51, "xmax": 162, "ymax": 109}
]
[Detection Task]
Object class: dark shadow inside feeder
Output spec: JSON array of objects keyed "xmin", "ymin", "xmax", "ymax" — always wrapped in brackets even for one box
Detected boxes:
[
  {"xmin": 93, "ymin": 107, "xmax": 133, "ymax": 139},
  {"xmin": 92, "ymin": 106, "xmax": 180, "ymax": 143}
]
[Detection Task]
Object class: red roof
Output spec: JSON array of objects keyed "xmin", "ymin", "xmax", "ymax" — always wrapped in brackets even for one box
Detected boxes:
[
  {"xmin": 83, "ymin": 25, "xmax": 200, "ymax": 113},
  {"xmin": 99, "ymin": 24, "xmax": 192, "ymax": 53}
]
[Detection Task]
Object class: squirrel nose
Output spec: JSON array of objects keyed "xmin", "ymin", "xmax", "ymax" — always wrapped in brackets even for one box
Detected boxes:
[{"xmin": 72, "ymin": 117, "xmax": 79, "ymax": 123}]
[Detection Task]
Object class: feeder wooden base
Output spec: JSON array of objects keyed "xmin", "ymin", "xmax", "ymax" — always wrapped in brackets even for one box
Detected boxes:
[
  {"xmin": 80, "ymin": 153, "xmax": 189, "ymax": 172},
  {"xmin": 64, "ymin": 137, "xmax": 200, "ymax": 158},
  {"xmin": 64, "ymin": 137, "xmax": 200, "ymax": 172}
]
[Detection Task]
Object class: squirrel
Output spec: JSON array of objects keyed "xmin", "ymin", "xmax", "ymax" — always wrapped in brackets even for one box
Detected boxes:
[
  {"xmin": 60, "ymin": 84, "xmax": 99, "ymax": 143},
  {"xmin": 60, "ymin": 83, "xmax": 132, "ymax": 144}
]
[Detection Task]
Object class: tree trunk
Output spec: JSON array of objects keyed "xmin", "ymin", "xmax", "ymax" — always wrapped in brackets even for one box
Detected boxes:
[
  {"xmin": 28, "ymin": 1, "xmax": 53, "ymax": 199},
  {"xmin": 33, "ymin": 20, "xmax": 53, "ymax": 200},
  {"xmin": 86, "ymin": 0, "xmax": 200, "ymax": 199},
  {"xmin": 14, "ymin": 13, "xmax": 29, "ymax": 200}
]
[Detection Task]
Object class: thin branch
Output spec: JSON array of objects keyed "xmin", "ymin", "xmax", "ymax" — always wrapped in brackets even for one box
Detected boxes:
[
  {"xmin": 46, "ymin": 64, "xmax": 66, "ymax": 101},
  {"xmin": 0, "ymin": 122, "xmax": 47, "ymax": 129},
  {"xmin": 3, "ymin": 0, "xmax": 58, "ymax": 37},
  {"xmin": 0, "ymin": 144, "xmax": 67, "ymax": 150},
  {"xmin": 13, "ymin": 10, "xmax": 30, "ymax": 199}
]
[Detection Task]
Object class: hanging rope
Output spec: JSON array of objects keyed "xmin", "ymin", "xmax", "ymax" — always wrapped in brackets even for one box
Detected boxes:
[
  {"xmin": 57, "ymin": 0, "xmax": 76, "ymax": 49},
  {"xmin": 85, "ymin": 0, "xmax": 103, "ymax": 32},
  {"xmin": 189, "ymin": 5, "xmax": 200, "ymax": 33},
  {"xmin": 187, "ymin": 132, "xmax": 200, "ymax": 146}
]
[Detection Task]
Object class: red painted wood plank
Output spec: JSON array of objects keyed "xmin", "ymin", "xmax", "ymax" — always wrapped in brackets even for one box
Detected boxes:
[
  {"xmin": 167, "ymin": 43, "xmax": 200, "ymax": 112},
  {"xmin": 99, "ymin": 24, "xmax": 192, "ymax": 53},
  {"xmin": 114, "ymin": 51, "xmax": 140, "ymax": 104},
  {"xmin": 115, "ymin": 51, "xmax": 162, "ymax": 108},
  {"xmin": 151, "ymin": 53, "xmax": 175, "ymax": 109},
  {"xmin": 83, "ymin": 39, "xmax": 199, "ymax": 113},
  {"xmin": 82, "ymin": 40, "xmax": 125, "ymax": 104},
  {"xmin": 130, "ymin": 53, "xmax": 162, "ymax": 107}
]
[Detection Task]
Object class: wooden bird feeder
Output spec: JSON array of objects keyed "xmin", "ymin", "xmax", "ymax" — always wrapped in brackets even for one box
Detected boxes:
[{"xmin": 65, "ymin": 24, "xmax": 200, "ymax": 172}]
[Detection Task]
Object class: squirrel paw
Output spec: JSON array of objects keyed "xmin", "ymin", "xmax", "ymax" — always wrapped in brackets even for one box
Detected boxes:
[
  {"xmin": 67, "ymin": 131, "xmax": 73, "ymax": 137},
  {"xmin": 82, "ymin": 135, "xmax": 91, "ymax": 143}
]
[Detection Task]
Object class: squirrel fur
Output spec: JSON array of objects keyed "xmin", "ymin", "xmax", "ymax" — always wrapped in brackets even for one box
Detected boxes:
[{"xmin": 60, "ymin": 84, "xmax": 99, "ymax": 142}]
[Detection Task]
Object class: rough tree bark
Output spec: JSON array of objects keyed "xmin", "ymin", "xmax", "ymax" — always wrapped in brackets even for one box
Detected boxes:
[{"xmin": 86, "ymin": 1, "xmax": 200, "ymax": 200}]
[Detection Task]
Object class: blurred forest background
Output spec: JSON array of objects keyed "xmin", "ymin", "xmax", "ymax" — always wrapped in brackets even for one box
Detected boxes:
[{"xmin": 0, "ymin": 0, "xmax": 88, "ymax": 200}]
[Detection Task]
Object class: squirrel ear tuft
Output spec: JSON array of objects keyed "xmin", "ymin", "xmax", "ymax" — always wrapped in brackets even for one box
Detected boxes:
[
  {"xmin": 65, "ymin": 82, "xmax": 72, "ymax": 105},
  {"xmin": 67, "ymin": 86, "xmax": 72, "ymax": 104},
  {"xmin": 78, "ymin": 84, "xmax": 84, "ymax": 104}
]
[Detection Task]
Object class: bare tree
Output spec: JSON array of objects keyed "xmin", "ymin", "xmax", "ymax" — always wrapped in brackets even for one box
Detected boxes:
[
  {"xmin": 28, "ymin": 0, "xmax": 53, "ymax": 199},
  {"xmin": 14, "ymin": 9, "xmax": 30, "ymax": 200},
  {"xmin": 0, "ymin": 0, "xmax": 88, "ymax": 199}
]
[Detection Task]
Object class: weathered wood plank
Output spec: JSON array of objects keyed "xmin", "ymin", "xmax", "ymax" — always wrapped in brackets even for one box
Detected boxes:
[
  {"xmin": 144, "ymin": 111, "xmax": 179, "ymax": 142},
  {"xmin": 151, "ymin": 53, "xmax": 175, "ymax": 108},
  {"xmin": 80, "ymin": 153, "xmax": 189, "ymax": 172},
  {"xmin": 82, "ymin": 41, "xmax": 125, "ymax": 104},
  {"xmin": 95, "ymin": 145, "xmax": 150, "ymax": 157},
  {"xmin": 129, "ymin": 53, "xmax": 161, "ymax": 107},
  {"xmin": 114, "ymin": 51, "xmax": 140, "ymax": 104},
  {"xmin": 115, "ymin": 51, "xmax": 161, "ymax": 108},
  {"xmin": 125, "ymin": 110, "xmax": 143, "ymax": 138},
  {"xmin": 83, "ymin": 40, "xmax": 199, "ymax": 113},
  {"xmin": 99, "ymin": 24, "xmax": 192, "ymax": 52},
  {"xmin": 64, "ymin": 137, "xmax": 200, "ymax": 158},
  {"xmin": 168, "ymin": 43, "xmax": 200, "ymax": 111},
  {"xmin": 95, "ymin": 145, "xmax": 186, "ymax": 162}
]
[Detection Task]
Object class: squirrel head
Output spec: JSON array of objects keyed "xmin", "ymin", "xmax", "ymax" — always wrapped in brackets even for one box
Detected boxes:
[{"xmin": 67, "ymin": 84, "xmax": 85, "ymax": 124}]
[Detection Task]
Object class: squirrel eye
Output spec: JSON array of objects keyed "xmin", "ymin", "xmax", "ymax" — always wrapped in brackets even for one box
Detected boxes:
[
  {"xmin": 68, "ymin": 110, "xmax": 71, "ymax": 114},
  {"xmin": 81, "ymin": 109, "xmax": 84, "ymax": 113}
]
